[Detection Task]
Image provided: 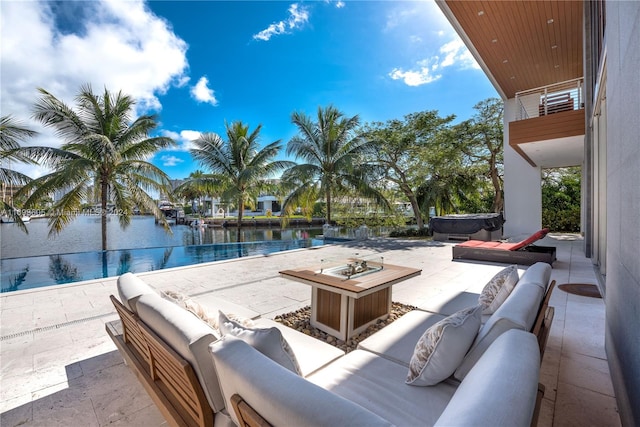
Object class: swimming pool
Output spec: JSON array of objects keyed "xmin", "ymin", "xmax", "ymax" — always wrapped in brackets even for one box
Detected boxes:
[{"xmin": 0, "ymin": 239, "xmax": 324, "ymax": 293}]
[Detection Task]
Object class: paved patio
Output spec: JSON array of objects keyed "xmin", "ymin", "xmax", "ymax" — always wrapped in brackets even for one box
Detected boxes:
[{"xmin": 0, "ymin": 236, "xmax": 620, "ymax": 426}]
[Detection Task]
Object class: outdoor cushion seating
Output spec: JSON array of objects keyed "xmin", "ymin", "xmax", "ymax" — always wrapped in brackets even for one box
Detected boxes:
[
  {"xmin": 213, "ymin": 329, "xmax": 541, "ymax": 427},
  {"xmin": 107, "ymin": 262, "xmax": 554, "ymax": 427},
  {"xmin": 452, "ymin": 228, "xmax": 556, "ymax": 265},
  {"xmin": 359, "ymin": 262, "xmax": 553, "ymax": 374},
  {"xmin": 108, "ymin": 274, "xmax": 346, "ymax": 427}
]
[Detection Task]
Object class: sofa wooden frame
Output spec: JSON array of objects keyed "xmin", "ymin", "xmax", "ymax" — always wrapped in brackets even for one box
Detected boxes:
[
  {"xmin": 530, "ymin": 280, "xmax": 555, "ymax": 427},
  {"xmin": 106, "ymin": 295, "xmax": 214, "ymax": 427},
  {"xmin": 107, "ymin": 279, "xmax": 556, "ymax": 427}
]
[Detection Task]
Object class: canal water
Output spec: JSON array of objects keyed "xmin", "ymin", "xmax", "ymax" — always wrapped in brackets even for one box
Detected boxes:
[{"xmin": 0, "ymin": 216, "xmax": 324, "ymax": 292}]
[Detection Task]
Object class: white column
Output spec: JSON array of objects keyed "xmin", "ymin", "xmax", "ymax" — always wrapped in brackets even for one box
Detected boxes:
[{"xmin": 503, "ymin": 98, "xmax": 542, "ymax": 237}]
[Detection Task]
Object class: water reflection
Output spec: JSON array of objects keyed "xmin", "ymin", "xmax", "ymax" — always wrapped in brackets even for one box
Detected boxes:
[
  {"xmin": 2, "ymin": 266, "xmax": 29, "ymax": 293},
  {"xmin": 1, "ymin": 238, "xmax": 322, "ymax": 293},
  {"xmin": 155, "ymin": 248, "xmax": 174, "ymax": 270},
  {"xmin": 117, "ymin": 251, "xmax": 132, "ymax": 276},
  {"xmin": 49, "ymin": 255, "xmax": 81, "ymax": 284},
  {"xmin": 179, "ymin": 226, "xmax": 322, "ymax": 247}
]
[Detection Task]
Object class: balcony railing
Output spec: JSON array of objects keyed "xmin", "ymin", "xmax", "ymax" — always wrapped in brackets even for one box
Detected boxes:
[{"xmin": 515, "ymin": 78, "xmax": 584, "ymax": 120}]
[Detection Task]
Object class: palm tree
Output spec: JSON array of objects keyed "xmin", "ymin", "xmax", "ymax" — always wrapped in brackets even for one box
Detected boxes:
[
  {"xmin": 175, "ymin": 170, "xmax": 214, "ymax": 216},
  {"xmin": 18, "ymin": 85, "xmax": 176, "ymax": 251},
  {"xmin": 189, "ymin": 121, "xmax": 292, "ymax": 230},
  {"xmin": 283, "ymin": 105, "xmax": 389, "ymax": 223},
  {"xmin": 0, "ymin": 115, "xmax": 38, "ymax": 232}
]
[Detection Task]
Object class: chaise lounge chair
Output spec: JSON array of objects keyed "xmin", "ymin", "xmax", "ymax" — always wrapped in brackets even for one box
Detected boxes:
[{"xmin": 452, "ymin": 228, "xmax": 556, "ymax": 265}]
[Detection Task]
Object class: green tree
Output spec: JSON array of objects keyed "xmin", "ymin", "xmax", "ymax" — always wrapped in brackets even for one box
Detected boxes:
[
  {"xmin": 416, "ymin": 123, "xmax": 491, "ymax": 217},
  {"xmin": 0, "ymin": 115, "xmax": 37, "ymax": 232},
  {"xmin": 453, "ymin": 98, "xmax": 504, "ymax": 212},
  {"xmin": 362, "ymin": 110, "xmax": 455, "ymax": 228},
  {"xmin": 416, "ymin": 168, "xmax": 482, "ymax": 217},
  {"xmin": 283, "ymin": 105, "xmax": 389, "ymax": 223},
  {"xmin": 175, "ymin": 170, "xmax": 216, "ymax": 216},
  {"xmin": 542, "ymin": 167, "xmax": 581, "ymax": 231},
  {"xmin": 18, "ymin": 85, "xmax": 175, "ymax": 250},
  {"xmin": 189, "ymin": 121, "xmax": 292, "ymax": 229}
]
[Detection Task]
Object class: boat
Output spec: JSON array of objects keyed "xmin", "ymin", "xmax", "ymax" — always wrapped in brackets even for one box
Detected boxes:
[
  {"xmin": 158, "ymin": 201, "xmax": 180, "ymax": 225},
  {"xmin": 189, "ymin": 217, "xmax": 208, "ymax": 228},
  {"xmin": 0, "ymin": 215, "xmax": 30, "ymax": 223}
]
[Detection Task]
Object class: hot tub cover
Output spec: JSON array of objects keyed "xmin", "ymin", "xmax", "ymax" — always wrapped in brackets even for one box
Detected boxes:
[{"xmin": 428, "ymin": 213, "xmax": 505, "ymax": 235}]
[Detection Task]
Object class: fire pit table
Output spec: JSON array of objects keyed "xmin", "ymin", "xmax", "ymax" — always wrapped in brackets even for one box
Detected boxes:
[{"xmin": 280, "ymin": 256, "xmax": 421, "ymax": 341}]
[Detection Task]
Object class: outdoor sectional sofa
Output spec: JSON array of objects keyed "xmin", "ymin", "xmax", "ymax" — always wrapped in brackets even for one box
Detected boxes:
[{"xmin": 107, "ymin": 262, "xmax": 555, "ymax": 427}]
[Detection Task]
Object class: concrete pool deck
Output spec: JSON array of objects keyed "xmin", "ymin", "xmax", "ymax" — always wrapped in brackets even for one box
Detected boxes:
[{"xmin": 0, "ymin": 237, "xmax": 620, "ymax": 426}]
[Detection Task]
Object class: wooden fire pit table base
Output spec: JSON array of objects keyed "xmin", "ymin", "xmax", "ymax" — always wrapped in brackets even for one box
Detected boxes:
[{"xmin": 280, "ymin": 262, "xmax": 421, "ymax": 341}]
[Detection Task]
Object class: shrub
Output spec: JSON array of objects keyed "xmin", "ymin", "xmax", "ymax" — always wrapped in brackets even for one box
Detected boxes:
[{"xmin": 389, "ymin": 227, "xmax": 430, "ymax": 238}]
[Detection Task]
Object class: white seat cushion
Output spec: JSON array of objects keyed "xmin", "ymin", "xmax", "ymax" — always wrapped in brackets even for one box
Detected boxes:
[
  {"xmin": 253, "ymin": 318, "xmax": 345, "ymax": 377},
  {"xmin": 435, "ymin": 330, "xmax": 540, "ymax": 427},
  {"xmin": 210, "ymin": 337, "xmax": 392, "ymax": 427},
  {"xmin": 357, "ymin": 310, "xmax": 446, "ymax": 367},
  {"xmin": 117, "ymin": 272, "xmax": 157, "ymax": 313},
  {"xmin": 308, "ymin": 349, "xmax": 457, "ymax": 426},
  {"xmin": 454, "ymin": 281, "xmax": 544, "ymax": 380}
]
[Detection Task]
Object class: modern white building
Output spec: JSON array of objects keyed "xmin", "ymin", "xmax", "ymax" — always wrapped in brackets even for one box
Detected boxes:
[{"xmin": 436, "ymin": 1, "xmax": 639, "ymax": 424}]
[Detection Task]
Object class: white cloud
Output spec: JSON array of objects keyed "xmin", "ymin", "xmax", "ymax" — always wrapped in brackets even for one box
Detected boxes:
[
  {"xmin": 253, "ymin": 3, "xmax": 309, "ymax": 41},
  {"xmin": 162, "ymin": 129, "xmax": 202, "ymax": 152},
  {"xmin": 389, "ymin": 38, "xmax": 479, "ymax": 87},
  {"xmin": 439, "ymin": 39, "xmax": 479, "ymax": 69},
  {"xmin": 191, "ymin": 77, "xmax": 218, "ymax": 106},
  {"xmin": 160, "ymin": 155, "xmax": 184, "ymax": 167},
  {"xmin": 384, "ymin": 7, "xmax": 419, "ymax": 32},
  {"xmin": 0, "ymin": 0, "xmax": 189, "ymax": 176},
  {"xmin": 323, "ymin": 0, "xmax": 344, "ymax": 8},
  {"xmin": 389, "ymin": 58, "xmax": 442, "ymax": 86},
  {"xmin": 176, "ymin": 76, "xmax": 191, "ymax": 88},
  {"xmin": 383, "ymin": 1, "xmax": 480, "ymax": 87},
  {"xmin": 385, "ymin": 1, "xmax": 451, "ymax": 33}
]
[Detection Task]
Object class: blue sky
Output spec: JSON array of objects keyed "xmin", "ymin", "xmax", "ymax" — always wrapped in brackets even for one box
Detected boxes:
[{"xmin": 1, "ymin": 1, "xmax": 497, "ymax": 180}]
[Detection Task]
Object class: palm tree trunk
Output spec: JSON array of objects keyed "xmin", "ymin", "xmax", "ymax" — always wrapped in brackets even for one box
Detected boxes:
[
  {"xmin": 326, "ymin": 188, "xmax": 332, "ymax": 224},
  {"xmin": 101, "ymin": 251, "xmax": 108, "ymax": 279},
  {"xmin": 101, "ymin": 180, "xmax": 108, "ymax": 251},
  {"xmin": 237, "ymin": 196, "xmax": 244, "ymax": 242}
]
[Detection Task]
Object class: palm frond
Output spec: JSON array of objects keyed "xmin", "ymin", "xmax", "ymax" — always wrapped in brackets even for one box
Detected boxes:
[
  {"xmin": 0, "ymin": 115, "xmax": 38, "ymax": 151},
  {"xmin": 0, "ymin": 168, "xmax": 32, "ymax": 186},
  {"xmin": 0, "ymin": 201, "xmax": 29, "ymax": 233},
  {"xmin": 33, "ymin": 88, "xmax": 88, "ymax": 143}
]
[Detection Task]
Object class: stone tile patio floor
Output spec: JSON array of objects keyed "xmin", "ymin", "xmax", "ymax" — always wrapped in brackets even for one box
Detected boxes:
[{"xmin": 0, "ymin": 237, "xmax": 621, "ymax": 426}]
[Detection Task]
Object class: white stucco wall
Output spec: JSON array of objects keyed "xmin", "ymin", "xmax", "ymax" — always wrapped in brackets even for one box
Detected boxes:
[{"xmin": 503, "ymin": 98, "xmax": 543, "ymax": 237}]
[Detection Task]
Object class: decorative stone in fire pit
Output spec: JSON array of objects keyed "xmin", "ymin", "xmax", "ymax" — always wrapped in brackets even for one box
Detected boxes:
[{"xmin": 274, "ymin": 302, "xmax": 419, "ymax": 353}]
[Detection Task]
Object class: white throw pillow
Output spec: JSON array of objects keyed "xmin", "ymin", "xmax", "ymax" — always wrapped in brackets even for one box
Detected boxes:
[
  {"xmin": 161, "ymin": 290, "xmax": 221, "ymax": 330},
  {"xmin": 161, "ymin": 291, "xmax": 255, "ymax": 331},
  {"xmin": 218, "ymin": 311, "xmax": 302, "ymax": 375},
  {"xmin": 406, "ymin": 305, "xmax": 482, "ymax": 386},
  {"xmin": 478, "ymin": 265, "xmax": 519, "ymax": 314}
]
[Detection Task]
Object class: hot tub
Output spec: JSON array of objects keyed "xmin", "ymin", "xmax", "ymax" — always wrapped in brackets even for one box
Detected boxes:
[{"xmin": 429, "ymin": 213, "xmax": 504, "ymax": 241}]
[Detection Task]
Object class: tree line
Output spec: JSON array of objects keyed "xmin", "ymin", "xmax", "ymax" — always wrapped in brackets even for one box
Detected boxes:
[{"xmin": 1, "ymin": 84, "xmax": 509, "ymax": 250}]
